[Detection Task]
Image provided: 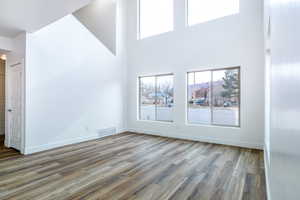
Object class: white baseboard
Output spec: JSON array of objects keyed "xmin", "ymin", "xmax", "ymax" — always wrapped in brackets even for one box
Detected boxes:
[
  {"xmin": 23, "ymin": 127, "xmax": 263, "ymax": 155},
  {"xmin": 127, "ymin": 128, "xmax": 263, "ymax": 150},
  {"xmin": 24, "ymin": 131, "xmax": 123, "ymax": 155},
  {"xmin": 4, "ymin": 139, "xmax": 9, "ymax": 148},
  {"xmin": 264, "ymin": 147, "xmax": 271, "ymax": 200}
]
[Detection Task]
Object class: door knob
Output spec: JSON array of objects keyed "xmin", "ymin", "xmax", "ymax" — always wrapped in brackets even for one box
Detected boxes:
[{"xmin": 7, "ymin": 109, "xmax": 12, "ymax": 112}]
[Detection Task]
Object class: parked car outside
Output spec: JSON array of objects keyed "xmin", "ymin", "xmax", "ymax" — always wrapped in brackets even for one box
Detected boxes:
[
  {"xmin": 223, "ymin": 101, "xmax": 232, "ymax": 107},
  {"xmin": 194, "ymin": 98, "xmax": 206, "ymax": 105}
]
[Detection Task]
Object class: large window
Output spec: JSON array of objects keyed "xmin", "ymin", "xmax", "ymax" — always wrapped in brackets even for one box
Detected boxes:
[
  {"xmin": 139, "ymin": 74, "xmax": 174, "ymax": 122},
  {"xmin": 187, "ymin": 0, "xmax": 239, "ymax": 26},
  {"xmin": 187, "ymin": 67, "xmax": 240, "ymax": 127},
  {"xmin": 139, "ymin": 0, "xmax": 174, "ymax": 39}
]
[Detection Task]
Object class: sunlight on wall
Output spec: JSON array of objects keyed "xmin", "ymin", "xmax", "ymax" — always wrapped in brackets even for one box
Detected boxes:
[
  {"xmin": 139, "ymin": 0, "xmax": 174, "ymax": 39},
  {"xmin": 188, "ymin": 0, "xmax": 239, "ymax": 26}
]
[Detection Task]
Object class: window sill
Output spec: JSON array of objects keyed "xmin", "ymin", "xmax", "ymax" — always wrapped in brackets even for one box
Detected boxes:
[
  {"xmin": 137, "ymin": 120, "xmax": 174, "ymax": 125},
  {"xmin": 185, "ymin": 122, "xmax": 241, "ymax": 129}
]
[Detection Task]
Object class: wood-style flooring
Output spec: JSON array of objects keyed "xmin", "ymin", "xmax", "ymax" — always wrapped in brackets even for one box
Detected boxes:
[
  {"xmin": 0, "ymin": 133, "xmax": 266, "ymax": 200},
  {"xmin": 0, "ymin": 135, "xmax": 21, "ymax": 160}
]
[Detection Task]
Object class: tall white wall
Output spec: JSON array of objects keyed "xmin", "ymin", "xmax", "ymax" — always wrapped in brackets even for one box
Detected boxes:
[
  {"xmin": 126, "ymin": 0, "xmax": 265, "ymax": 148},
  {"xmin": 265, "ymin": 0, "xmax": 300, "ymax": 199},
  {"xmin": 25, "ymin": 3, "xmax": 127, "ymax": 154}
]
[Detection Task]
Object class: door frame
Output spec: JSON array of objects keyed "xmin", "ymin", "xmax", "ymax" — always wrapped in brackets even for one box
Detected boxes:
[{"xmin": 5, "ymin": 58, "xmax": 26, "ymax": 154}]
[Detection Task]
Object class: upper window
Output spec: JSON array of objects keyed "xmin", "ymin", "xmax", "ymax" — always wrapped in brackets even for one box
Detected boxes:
[
  {"xmin": 187, "ymin": 0, "xmax": 239, "ymax": 26},
  {"xmin": 187, "ymin": 67, "xmax": 240, "ymax": 127},
  {"xmin": 139, "ymin": 74, "xmax": 174, "ymax": 122},
  {"xmin": 139, "ymin": 0, "xmax": 174, "ymax": 39}
]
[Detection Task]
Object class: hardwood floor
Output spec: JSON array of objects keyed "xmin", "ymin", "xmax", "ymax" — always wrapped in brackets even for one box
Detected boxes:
[
  {"xmin": 0, "ymin": 132, "xmax": 266, "ymax": 200},
  {"xmin": 0, "ymin": 135, "xmax": 21, "ymax": 160}
]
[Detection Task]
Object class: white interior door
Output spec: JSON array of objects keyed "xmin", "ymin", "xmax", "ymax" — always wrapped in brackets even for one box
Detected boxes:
[
  {"xmin": 0, "ymin": 59, "xmax": 5, "ymax": 136},
  {"xmin": 7, "ymin": 61, "xmax": 23, "ymax": 151}
]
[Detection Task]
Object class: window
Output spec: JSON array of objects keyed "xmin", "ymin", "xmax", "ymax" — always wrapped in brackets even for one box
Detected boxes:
[
  {"xmin": 187, "ymin": 67, "xmax": 240, "ymax": 126},
  {"xmin": 187, "ymin": 71, "xmax": 211, "ymax": 124},
  {"xmin": 139, "ymin": 0, "xmax": 174, "ymax": 39},
  {"xmin": 187, "ymin": 0, "xmax": 239, "ymax": 26},
  {"xmin": 139, "ymin": 74, "xmax": 174, "ymax": 122}
]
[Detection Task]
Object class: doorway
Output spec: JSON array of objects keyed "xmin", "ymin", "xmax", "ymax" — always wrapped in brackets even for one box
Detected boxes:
[
  {"xmin": 0, "ymin": 58, "xmax": 5, "ymax": 146},
  {"xmin": 5, "ymin": 59, "xmax": 24, "ymax": 153},
  {"xmin": 0, "ymin": 57, "xmax": 19, "ymax": 158}
]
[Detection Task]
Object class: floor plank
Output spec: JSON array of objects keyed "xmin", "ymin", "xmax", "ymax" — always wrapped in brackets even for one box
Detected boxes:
[{"xmin": 0, "ymin": 133, "xmax": 266, "ymax": 200}]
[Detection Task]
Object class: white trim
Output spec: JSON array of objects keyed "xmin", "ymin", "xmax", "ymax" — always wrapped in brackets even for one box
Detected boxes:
[
  {"xmin": 5, "ymin": 58, "xmax": 26, "ymax": 153},
  {"xmin": 127, "ymin": 128, "xmax": 263, "ymax": 150},
  {"xmin": 4, "ymin": 139, "xmax": 9, "ymax": 147},
  {"xmin": 138, "ymin": 73, "xmax": 175, "ymax": 122},
  {"xmin": 21, "ymin": 58, "xmax": 26, "ymax": 154},
  {"xmin": 117, "ymin": 128, "xmax": 128, "ymax": 134},
  {"xmin": 264, "ymin": 146, "xmax": 272, "ymax": 200},
  {"xmin": 137, "ymin": 0, "xmax": 141, "ymax": 40},
  {"xmin": 4, "ymin": 60, "xmax": 10, "ymax": 149},
  {"xmin": 137, "ymin": 120, "xmax": 174, "ymax": 125},
  {"xmin": 24, "ymin": 129, "xmax": 125, "ymax": 155},
  {"xmin": 24, "ymin": 135, "xmax": 100, "ymax": 155},
  {"xmin": 186, "ymin": 66, "xmax": 241, "ymax": 128},
  {"xmin": 185, "ymin": 123, "xmax": 241, "ymax": 129}
]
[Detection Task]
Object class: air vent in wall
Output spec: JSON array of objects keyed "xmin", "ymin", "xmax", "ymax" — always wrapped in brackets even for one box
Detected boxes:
[{"xmin": 97, "ymin": 127, "xmax": 117, "ymax": 138}]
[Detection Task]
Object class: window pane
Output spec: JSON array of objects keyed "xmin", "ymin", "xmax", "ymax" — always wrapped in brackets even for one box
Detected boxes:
[
  {"xmin": 188, "ymin": 0, "xmax": 239, "ymax": 26},
  {"xmin": 139, "ymin": 0, "xmax": 174, "ymax": 39},
  {"xmin": 187, "ymin": 71, "xmax": 211, "ymax": 124},
  {"xmin": 212, "ymin": 68, "xmax": 240, "ymax": 126},
  {"xmin": 140, "ymin": 76, "xmax": 156, "ymax": 120},
  {"xmin": 156, "ymin": 75, "xmax": 174, "ymax": 122}
]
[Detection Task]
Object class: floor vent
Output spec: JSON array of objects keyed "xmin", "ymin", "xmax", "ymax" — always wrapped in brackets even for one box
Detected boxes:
[{"xmin": 97, "ymin": 127, "xmax": 117, "ymax": 138}]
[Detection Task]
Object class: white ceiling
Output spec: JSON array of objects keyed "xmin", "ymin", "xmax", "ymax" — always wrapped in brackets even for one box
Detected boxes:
[{"xmin": 0, "ymin": 0, "xmax": 91, "ymax": 37}]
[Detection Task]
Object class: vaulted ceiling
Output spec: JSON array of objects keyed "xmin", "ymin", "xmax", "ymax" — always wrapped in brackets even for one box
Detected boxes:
[
  {"xmin": 73, "ymin": 0, "xmax": 116, "ymax": 54},
  {"xmin": 0, "ymin": 0, "xmax": 116, "ymax": 54},
  {"xmin": 0, "ymin": 0, "xmax": 91, "ymax": 37}
]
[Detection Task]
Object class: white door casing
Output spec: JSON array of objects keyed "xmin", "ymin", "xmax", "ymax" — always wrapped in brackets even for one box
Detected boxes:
[
  {"xmin": 0, "ymin": 59, "xmax": 5, "ymax": 136},
  {"xmin": 6, "ymin": 60, "xmax": 24, "ymax": 152}
]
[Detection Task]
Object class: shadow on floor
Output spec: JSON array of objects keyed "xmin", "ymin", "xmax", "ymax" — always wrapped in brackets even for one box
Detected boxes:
[{"xmin": 0, "ymin": 135, "xmax": 21, "ymax": 160}]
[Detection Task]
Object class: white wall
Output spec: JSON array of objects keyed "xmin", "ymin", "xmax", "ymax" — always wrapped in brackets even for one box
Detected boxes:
[
  {"xmin": 126, "ymin": 0, "xmax": 265, "ymax": 148},
  {"xmin": 6, "ymin": 33, "xmax": 26, "ymax": 63},
  {"xmin": 265, "ymin": 0, "xmax": 300, "ymax": 199},
  {"xmin": 0, "ymin": 36, "xmax": 13, "ymax": 51},
  {"xmin": 25, "ymin": 0, "xmax": 127, "ymax": 154}
]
